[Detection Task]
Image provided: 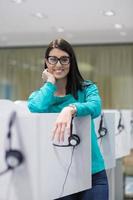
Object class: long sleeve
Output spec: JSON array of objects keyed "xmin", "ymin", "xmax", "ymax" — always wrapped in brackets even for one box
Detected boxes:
[
  {"xmin": 72, "ymin": 83, "xmax": 102, "ymax": 119},
  {"xmin": 28, "ymin": 82, "xmax": 57, "ymax": 113}
]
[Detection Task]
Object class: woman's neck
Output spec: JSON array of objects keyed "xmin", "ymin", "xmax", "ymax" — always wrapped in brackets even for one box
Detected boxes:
[{"xmin": 55, "ymin": 78, "xmax": 67, "ymax": 96}]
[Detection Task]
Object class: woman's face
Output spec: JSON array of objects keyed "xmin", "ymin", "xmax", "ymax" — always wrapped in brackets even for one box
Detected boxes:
[{"xmin": 45, "ymin": 48, "xmax": 70, "ymax": 80}]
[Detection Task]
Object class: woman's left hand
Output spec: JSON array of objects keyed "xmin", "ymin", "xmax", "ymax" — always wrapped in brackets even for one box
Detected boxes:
[{"xmin": 52, "ymin": 107, "xmax": 74, "ymax": 143}]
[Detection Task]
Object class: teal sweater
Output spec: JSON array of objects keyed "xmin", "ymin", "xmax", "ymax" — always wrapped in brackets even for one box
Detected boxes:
[{"xmin": 28, "ymin": 81, "xmax": 105, "ymax": 174}]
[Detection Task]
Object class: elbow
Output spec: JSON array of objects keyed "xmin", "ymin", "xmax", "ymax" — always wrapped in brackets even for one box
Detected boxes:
[
  {"xmin": 92, "ymin": 100, "xmax": 102, "ymax": 119},
  {"xmin": 27, "ymin": 102, "xmax": 37, "ymax": 113},
  {"xmin": 27, "ymin": 101, "xmax": 45, "ymax": 113}
]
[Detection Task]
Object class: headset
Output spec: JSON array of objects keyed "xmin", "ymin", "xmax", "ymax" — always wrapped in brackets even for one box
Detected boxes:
[
  {"xmin": 0, "ymin": 111, "xmax": 24, "ymax": 176},
  {"xmin": 130, "ymin": 112, "xmax": 133, "ymax": 137},
  {"xmin": 53, "ymin": 117, "xmax": 80, "ymax": 197},
  {"xmin": 116, "ymin": 110, "xmax": 125, "ymax": 135},
  {"xmin": 131, "ymin": 111, "xmax": 133, "ymax": 131},
  {"xmin": 97, "ymin": 113, "xmax": 108, "ymax": 139},
  {"xmin": 53, "ymin": 117, "xmax": 80, "ymax": 147}
]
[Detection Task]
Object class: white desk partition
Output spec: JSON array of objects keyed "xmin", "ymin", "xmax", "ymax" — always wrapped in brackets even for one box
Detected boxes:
[
  {"xmin": 0, "ymin": 112, "xmax": 91, "ymax": 200},
  {"xmin": 122, "ymin": 110, "xmax": 132, "ymax": 151},
  {"xmin": 94, "ymin": 111, "xmax": 116, "ymax": 169},
  {"xmin": 115, "ymin": 110, "xmax": 131, "ymax": 159},
  {"xmin": 95, "ymin": 109, "xmax": 131, "ymax": 160},
  {"xmin": 106, "ymin": 168, "xmax": 115, "ymax": 200},
  {"xmin": 0, "ymin": 102, "xmax": 20, "ymax": 200},
  {"xmin": 14, "ymin": 100, "xmax": 30, "ymax": 114},
  {"xmin": 0, "ymin": 99, "xmax": 16, "ymax": 114},
  {"xmin": 130, "ymin": 110, "xmax": 133, "ymax": 149}
]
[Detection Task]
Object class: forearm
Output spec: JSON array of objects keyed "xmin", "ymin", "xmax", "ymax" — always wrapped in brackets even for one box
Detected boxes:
[
  {"xmin": 28, "ymin": 82, "xmax": 57, "ymax": 113},
  {"xmin": 72, "ymin": 83, "xmax": 102, "ymax": 118},
  {"xmin": 72, "ymin": 99, "xmax": 101, "ymax": 118}
]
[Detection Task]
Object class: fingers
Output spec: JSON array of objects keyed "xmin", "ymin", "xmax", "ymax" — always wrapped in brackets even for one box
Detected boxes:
[
  {"xmin": 42, "ymin": 68, "xmax": 52, "ymax": 76},
  {"xmin": 42, "ymin": 70, "xmax": 48, "ymax": 82},
  {"xmin": 60, "ymin": 123, "xmax": 66, "ymax": 142},
  {"xmin": 52, "ymin": 108, "xmax": 73, "ymax": 143},
  {"xmin": 52, "ymin": 122, "xmax": 70, "ymax": 143},
  {"xmin": 42, "ymin": 69, "xmax": 49, "ymax": 81},
  {"xmin": 42, "ymin": 69, "xmax": 55, "ymax": 84},
  {"xmin": 65, "ymin": 119, "xmax": 71, "ymax": 136},
  {"xmin": 52, "ymin": 124, "xmax": 58, "ymax": 141}
]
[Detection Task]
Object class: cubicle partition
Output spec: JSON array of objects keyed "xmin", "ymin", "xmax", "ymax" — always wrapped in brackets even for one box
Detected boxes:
[
  {"xmin": 0, "ymin": 100, "xmax": 132, "ymax": 200},
  {"xmin": 0, "ymin": 100, "xmax": 91, "ymax": 200}
]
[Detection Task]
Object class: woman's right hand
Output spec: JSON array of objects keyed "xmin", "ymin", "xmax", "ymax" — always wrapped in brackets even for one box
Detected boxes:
[{"xmin": 42, "ymin": 69, "xmax": 56, "ymax": 84}]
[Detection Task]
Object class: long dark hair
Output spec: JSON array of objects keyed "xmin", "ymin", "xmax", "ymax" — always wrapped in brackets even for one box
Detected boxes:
[{"xmin": 44, "ymin": 38, "xmax": 84, "ymax": 99}]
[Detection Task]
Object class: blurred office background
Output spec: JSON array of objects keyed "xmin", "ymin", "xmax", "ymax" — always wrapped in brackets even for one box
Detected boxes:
[
  {"xmin": 0, "ymin": 45, "xmax": 133, "ymax": 109},
  {"xmin": 0, "ymin": 0, "xmax": 133, "ymax": 199}
]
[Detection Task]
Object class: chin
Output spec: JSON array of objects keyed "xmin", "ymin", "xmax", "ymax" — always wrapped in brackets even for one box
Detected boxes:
[
  {"xmin": 54, "ymin": 74, "xmax": 67, "ymax": 79},
  {"xmin": 54, "ymin": 74, "xmax": 67, "ymax": 80}
]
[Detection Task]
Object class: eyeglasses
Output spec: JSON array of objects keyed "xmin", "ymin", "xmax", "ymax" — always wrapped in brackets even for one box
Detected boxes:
[{"xmin": 47, "ymin": 56, "xmax": 70, "ymax": 65}]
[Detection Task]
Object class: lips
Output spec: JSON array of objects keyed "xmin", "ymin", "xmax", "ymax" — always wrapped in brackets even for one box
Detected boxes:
[{"xmin": 54, "ymin": 69, "xmax": 64, "ymax": 73}]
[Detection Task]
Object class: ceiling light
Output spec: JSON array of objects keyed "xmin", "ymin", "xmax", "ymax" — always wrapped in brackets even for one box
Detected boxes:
[
  {"xmin": 103, "ymin": 10, "xmax": 115, "ymax": 16},
  {"xmin": 11, "ymin": 0, "xmax": 25, "ymax": 4},
  {"xmin": 114, "ymin": 24, "xmax": 123, "ymax": 29},
  {"xmin": 34, "ymin": 12, "xmax": 48, "ymax": 19},
  {"xmin": 57, "ymin": 27, "xmax": 65, "ymax": 33}
]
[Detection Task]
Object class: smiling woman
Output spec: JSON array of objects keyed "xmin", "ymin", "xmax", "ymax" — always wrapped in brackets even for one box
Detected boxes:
[{"xmin": 27, "ymin": 38, "xmax": 109, "ymax": 200}]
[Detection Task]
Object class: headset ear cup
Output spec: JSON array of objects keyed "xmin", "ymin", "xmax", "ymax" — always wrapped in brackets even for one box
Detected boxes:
[
  {"xmin": 118, "ymin": 124, "xmax": 124, "ymax": 132},
  {"xmin": 99, "ymin": 127, "xmax": 107, "ymax": 137},
  {"xmin": 68, "ymin": 134, "xmax": 80, "ymax": 146},
  {"xmin": 6, "ymin": 150, "xmax": 24, "ymax": 169}
]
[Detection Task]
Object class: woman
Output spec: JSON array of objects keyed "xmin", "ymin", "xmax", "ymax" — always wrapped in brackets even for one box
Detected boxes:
[{"xmin": 28, "ymin": 38, "xmax": 109, "ymax": 200}]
